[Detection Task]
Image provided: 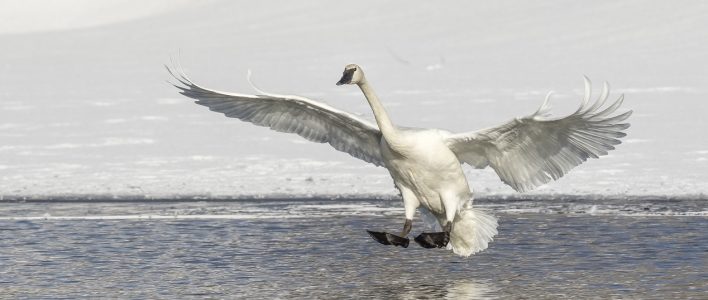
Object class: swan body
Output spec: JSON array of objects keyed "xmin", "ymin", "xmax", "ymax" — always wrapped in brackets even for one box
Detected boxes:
[
  {"xmin": 168, "ymin": 63, "xmax": 631, "ymax": 257},
  {"xmin": 380, "ymin": 128, "xmax": 469, "ymax": 218}
]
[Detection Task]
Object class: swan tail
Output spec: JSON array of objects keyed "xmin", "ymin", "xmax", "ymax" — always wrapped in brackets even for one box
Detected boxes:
[{"xmin": 449, "ymin": 207, "xmax": 498, "ymax": 257}]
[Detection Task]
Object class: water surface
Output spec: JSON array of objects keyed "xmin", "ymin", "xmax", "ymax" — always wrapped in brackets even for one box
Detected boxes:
[{"xmin": 1, "ymin": 199, "xmax": 706, "ymax": 299}]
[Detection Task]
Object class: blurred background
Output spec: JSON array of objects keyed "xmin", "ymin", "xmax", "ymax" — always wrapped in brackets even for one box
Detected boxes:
[{"xmin": 1, "ymin": 0, "xmax": 706, "ymax": 199}]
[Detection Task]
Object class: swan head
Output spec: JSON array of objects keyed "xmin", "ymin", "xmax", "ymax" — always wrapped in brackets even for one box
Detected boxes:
[{"xmin": 336, "ymin": 64, "xmax": 365, "ymax": 86}]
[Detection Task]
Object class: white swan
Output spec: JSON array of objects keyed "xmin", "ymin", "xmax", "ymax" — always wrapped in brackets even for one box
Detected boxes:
[{"xmin": 167, "ymin": 63, "xmax": 631, "ymax": 257}]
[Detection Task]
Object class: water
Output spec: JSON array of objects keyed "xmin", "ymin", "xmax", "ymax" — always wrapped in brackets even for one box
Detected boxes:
[{"xmin": 1, "ymin": 199, "xmax": 706, "ymax": 299}]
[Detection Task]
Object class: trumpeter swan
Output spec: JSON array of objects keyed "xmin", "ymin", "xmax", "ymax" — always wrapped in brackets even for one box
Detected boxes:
[{"xmin": 167, "ymin": 63, "xmax": 631, "ymax": 257}]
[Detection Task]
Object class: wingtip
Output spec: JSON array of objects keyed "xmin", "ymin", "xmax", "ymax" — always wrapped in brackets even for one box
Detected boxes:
[
  {"xmin": 575, "ymin": 75, "xmax": 592, "ymax": 114},
  {"xmin": 532, "ymin": 90, "xmax": 554, "ymax": 117}
]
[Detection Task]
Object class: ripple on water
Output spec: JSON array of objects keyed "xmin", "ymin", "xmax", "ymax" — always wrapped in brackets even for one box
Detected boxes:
[{"xmin": 0, "ymin": 200, "xmax": 706, "ymax": 298}]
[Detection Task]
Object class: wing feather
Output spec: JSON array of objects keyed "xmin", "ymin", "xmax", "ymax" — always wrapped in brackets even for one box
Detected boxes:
[
  {"xmin": 167, "ymin": 65, "xmax": 384, "ymax": 166},
  {"xmin": 446, "ymin": 78, "xmax": 631, "ymax": 192}
]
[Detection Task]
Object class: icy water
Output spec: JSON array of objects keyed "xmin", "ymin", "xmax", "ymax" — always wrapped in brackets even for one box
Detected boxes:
[{"xmin": 0, "ymin": 199, "xmax": 706, "ymax": 299}]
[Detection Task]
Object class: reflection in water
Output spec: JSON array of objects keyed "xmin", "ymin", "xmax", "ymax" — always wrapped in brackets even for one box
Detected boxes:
[
  {"xmin": 365, "ymin": 279, "xmax": 496, "ymax": 300},
  {"xmin": 444, "ymin": 280, "xmax": 496, "ymax": 300},
  {"xmin": 396, "ymin": 280, "xmax": 496, "ymax": 300}
]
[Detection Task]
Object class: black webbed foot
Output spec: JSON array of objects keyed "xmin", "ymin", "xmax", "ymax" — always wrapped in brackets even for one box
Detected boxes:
[
  {"xmin": 414, "ymin": 232, "xmax": 450, "ymax": 248},
  {"xmin": 366, "ymin": 230, "xmax": 410, "ymax": 248}
]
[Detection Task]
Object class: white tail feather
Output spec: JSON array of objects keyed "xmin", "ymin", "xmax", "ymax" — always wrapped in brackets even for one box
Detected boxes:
[{"xmin": 449, "ymin": 208, "xmax": 498, "ymax": 257}]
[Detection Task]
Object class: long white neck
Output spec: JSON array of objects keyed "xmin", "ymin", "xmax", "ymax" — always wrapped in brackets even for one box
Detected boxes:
[{"xmin": 357, "ymin": 79, "xmax": 405, "ymax": 149}]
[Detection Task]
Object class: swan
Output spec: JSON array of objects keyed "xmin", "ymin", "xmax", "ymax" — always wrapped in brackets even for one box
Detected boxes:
[{"xmin": 167, "ymin": 63, "xmax": 631, "ymax": 257}]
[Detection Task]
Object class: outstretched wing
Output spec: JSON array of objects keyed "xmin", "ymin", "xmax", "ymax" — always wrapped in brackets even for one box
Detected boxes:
[
  {"xmin": 167, "ymin": 65, "xmax": 384, "ymax": 167},
  {"xmin": 445, "ymin": 77, "xmax": 632, "ymax": 192}
]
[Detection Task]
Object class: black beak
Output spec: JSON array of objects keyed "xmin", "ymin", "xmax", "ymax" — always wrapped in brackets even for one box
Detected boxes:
[{"xmin": 336, "ymin": 68, "xmax": 356, "ymax": 86}]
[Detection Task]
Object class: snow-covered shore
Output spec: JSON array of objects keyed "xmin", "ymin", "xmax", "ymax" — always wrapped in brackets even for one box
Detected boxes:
[{"xmin": 1, "ymin": 1, "xmax": 707, "ymax": 200}]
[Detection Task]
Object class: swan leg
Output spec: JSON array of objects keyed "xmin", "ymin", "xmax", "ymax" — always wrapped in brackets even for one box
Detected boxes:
[
  {"xmin": 443, "ymin": 221, "xmax": 452, "ymax": 232},
  {"xmin": 366, "ymin": 186, "xmax": 417, "ymax": 248},
  {"xmin": 401, "ymin": 219, "xmax": 412, "ymax": 236}
]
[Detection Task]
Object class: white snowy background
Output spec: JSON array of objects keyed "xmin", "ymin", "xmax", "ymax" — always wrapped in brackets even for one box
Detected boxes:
[{"xmin": 1, "ymin": 0, "xmax": 706, "ymax": 200}]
